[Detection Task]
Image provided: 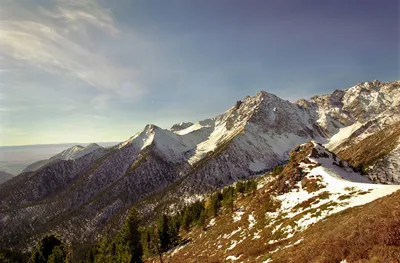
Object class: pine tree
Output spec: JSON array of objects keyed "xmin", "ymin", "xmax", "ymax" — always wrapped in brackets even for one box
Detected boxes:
[
  {"xmin": 157, "ymin": 214, "xmax": 171, "ymax": 253},
  {"xmin": 47, "ymin": 246, "xmax": 66, "ymax": 263},
  {"xmin": 224, "ymin": 193, "xmax": 235, "ymax": 212},
  {"xmin": 29, "ymin": 250, "xmax": 44, "ymax": 263},
  {"xmin": 114, "ymin": 243, "xmax": 132, "ymax": 263},
  {"xmin": 181, "ymin": 207, "xmax": 192, "ymax": 232},
  {"xmin": 140, "ymin": 228, "xmax": 155, "ymax": 256},
  {"xmin": 208, "ymin": 193, "xmax": 222, "ymax": 217},
  {"xmin": 116, "ymin": 208, "xmax": 143, "ymax": 263},
  {"xmin": 197, "ymin": 209, "xmax": 207, "ymax": 230},
  {"xmin": 167, "ymin": 216, "xmax": 180, "ymax": 246},
  {"xmin": 94, "ymin": 238, "xmax": 115, "ymax": 263},
  {"xmin": 235, "ymin": 181, "xmax": 246, "ymax": 194},
  {"xmin": 222, "ymin": 186, "xmax": 235, "ymax": 212},
  {"xmin": 29, "ymin": 235, "xmax": 65, "ymax": 263},
  {"xmin": 245, "ymin": 179, "xmax": 257, "ymax": 194}
]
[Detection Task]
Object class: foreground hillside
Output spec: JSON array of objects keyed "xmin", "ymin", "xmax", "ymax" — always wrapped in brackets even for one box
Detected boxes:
[{"xmin": 148, "ymin": 142, "xmax": 400, "ymax": 263}]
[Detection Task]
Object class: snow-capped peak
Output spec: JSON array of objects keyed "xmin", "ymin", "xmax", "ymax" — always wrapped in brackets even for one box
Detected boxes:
[
  {"xmin": 170, "ymin": 122, "xmax": 195, "ymax": 132},
  {"xmin": 50, "ymin": 143, "xmax": 102, "ymax": 161}
]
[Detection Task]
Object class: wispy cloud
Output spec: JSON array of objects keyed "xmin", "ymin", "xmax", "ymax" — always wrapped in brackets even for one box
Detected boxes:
[
  {"xmin": 0, "ymin": 0, "xmax": 143, "ymax": 100},
  {"xmin": 40, "ymin": 0, "xmax": 119, "ymax": 35}
]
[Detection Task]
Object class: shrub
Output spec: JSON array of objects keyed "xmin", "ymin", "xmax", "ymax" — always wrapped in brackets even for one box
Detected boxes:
[
  {"xmin": 271, "ymin": 165, "xmax": 284, "ymax": 175},
  {"xmin": 301, "ymin": 176, "xmax": 324, "ymax": 193}
]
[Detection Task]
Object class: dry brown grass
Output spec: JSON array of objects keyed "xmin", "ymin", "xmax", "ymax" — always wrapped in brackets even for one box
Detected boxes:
[
  {"xmin": 338, "ymin": 121, "xmax": 400, "ymax": 169},
  {"xmin": 292, "ymin": 191, "xmax": 330, "ymax": 212},
  {"xmin": 145, "ymin": 187, "xmax": 400, "ymax": 263},
  {"xmin": 145, "ymin": 141, "xmax": 400, "ymax": 263},
  {"xmin": 143, "ymin": 178, "xmax": 286, "ymax": 263},
  {"xmin": 301, "ymin": 175, "xmax": 325, "ymax": 193},
  {"xmin": 271, "ymin": 190, "xmax": 400, "ymax": 263},
  {"xmin": 270, "ymin": 142, "xmax": 316, "ymax": 194}
]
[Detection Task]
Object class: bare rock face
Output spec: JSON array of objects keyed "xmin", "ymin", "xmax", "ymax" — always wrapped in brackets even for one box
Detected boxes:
[
  {"xmin": 0, "ymin": 80, "xmax": 399, "ymax": 248},
  {"xmin": 368, "ymin": 144, "xmax": 400, "ymax": 184}
]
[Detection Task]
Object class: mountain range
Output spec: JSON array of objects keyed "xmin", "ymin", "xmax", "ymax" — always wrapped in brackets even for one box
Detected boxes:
[{"xmin": 0, "ymin": 80, "xmax": 399, "ymax": 251}]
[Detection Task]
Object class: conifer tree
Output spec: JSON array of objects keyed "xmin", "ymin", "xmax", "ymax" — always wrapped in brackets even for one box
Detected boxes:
[
  {"xmin": 222, "ymin": 186, "xmax": 235, "ymax": 212},
  {"xmin": 29, "ymin": 235, "xmax": 65, "ymax": 263},
  {"xmin": 116, "ymin": 208, "xmax": 143, "ymax": 263},
  {"xmin": 47, "ymin": 246, "xmax": 66, "ymax": 263},
  {"xmin": 181, "ymin": 207, "xmax": 192, "ymax": 232},
  {"xmin": 157, "ymin": 214, "xmax": 171, "ymax": 253},
  {"xmin": 208, "ymin": 193, "xmax": 222, "ymax": 217}
]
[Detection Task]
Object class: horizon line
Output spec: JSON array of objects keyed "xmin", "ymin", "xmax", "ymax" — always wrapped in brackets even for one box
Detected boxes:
[{"xmin": 0, "ymin": 141, "xmax": 120, "ymax": 148}]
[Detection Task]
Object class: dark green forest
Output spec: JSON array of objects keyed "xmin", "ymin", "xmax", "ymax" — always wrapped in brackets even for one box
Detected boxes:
[{"xmin": 0, "ymin": 179, "xmax": 257, "ymax": 263}]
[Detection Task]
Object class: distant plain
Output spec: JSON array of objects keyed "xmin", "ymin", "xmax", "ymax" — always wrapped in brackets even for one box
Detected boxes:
[{"xmin": 0, "ymin": 142, "xmax": 117, "ymax": 175}]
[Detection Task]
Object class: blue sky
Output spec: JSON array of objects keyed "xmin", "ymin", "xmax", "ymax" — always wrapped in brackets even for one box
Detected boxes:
[{"xmin": 0, "ymin": 0, "xmax": 398, "ymax": 146}]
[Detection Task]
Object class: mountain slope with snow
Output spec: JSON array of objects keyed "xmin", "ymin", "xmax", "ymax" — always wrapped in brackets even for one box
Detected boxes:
[
  {"xmin": 157, "ymin": 142, "xmax": 400, "ymax": 263},
  {"xmin": 0, "ymin": 80, "xmax": 399, "ymax": 249},
  {"xmin": 338, "ymin": 121, "xmax": 400, "ymax": 184}
]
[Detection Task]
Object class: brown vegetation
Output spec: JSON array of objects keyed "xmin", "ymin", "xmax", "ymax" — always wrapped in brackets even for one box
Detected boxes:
[
  {"xmin": 145, "ymin": 141, "xmax": 400, "ymax": 263},
  {"xmin": 271, "ymin": 190, "xmax": 400, "ymax": 263},
  {"xmin": 270, "ymin": 142, "xmax": 315, "ymax": 194},
  {"xmin": 338, "ymin": 121, "xmax": 400, "ymax": 170},
  {"xmin": 301, "ymin": 175, "xmax": 325, "ymax": 193}
]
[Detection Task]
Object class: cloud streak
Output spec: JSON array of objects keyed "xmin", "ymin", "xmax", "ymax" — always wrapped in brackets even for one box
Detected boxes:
[
  {"xmin": 0, "ymin": 0, "xmax": 143, "ymax": 99},
  {"xmin": 0, "ymin": 0, "xmax": 397, "ymax": 146}
]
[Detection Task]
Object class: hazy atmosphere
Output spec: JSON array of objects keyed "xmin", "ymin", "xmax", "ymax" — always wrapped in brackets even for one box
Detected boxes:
[
  {"xmin": 0, "ymin": 0, "xmax": 399, "ymax": 146},
  {"xmin": 0, "ymin": 1, "xmax": 400, "ymax": 262}
]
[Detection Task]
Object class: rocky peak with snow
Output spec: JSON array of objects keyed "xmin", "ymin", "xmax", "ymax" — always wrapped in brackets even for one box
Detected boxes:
[
  {"xmin": 50, "ymin": 143, "xmax": 102, "ymax": 161},
  {"xmin": 170, "ymin": 122, "xmax": 194, "ymax": 132},
  {"xmin": 22, "ymin": 143, "xmax": 104, "ymax": 173},
  {"xmin": 307, "ymin": 80, "xmax": 400, "ymax": 137}
]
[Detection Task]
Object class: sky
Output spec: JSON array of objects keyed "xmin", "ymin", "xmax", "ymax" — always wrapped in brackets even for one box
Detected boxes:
[{"xmin": 0, "ymin": 0, "xmax": 398, "ymax": 146}]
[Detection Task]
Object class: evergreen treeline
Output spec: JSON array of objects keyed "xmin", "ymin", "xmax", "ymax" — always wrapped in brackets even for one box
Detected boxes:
[{"xmin": 0, "ymin": 178, "xmax": 257, "ymax": 263}]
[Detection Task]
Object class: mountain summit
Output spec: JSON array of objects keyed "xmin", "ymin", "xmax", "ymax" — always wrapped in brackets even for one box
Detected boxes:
[{"xmin": 22, "ymin": 143, "xmax": 103, "ymax": 173}]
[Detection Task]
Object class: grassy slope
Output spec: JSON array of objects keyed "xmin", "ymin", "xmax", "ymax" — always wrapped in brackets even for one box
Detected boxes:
[
  {"xmin": 272, "ymin": 190, "xmax": 400, "ymax": 263},
  {"xmin": 338, "ymin": 121, "xmax": 400, "ymax": 169},
  {"xmin": 146, "ymin": 186, "xmax": 400, "ymax": 263},
  {"xmin": 144, "ymin": 142, "xmax": 400, "ymax": 263}
]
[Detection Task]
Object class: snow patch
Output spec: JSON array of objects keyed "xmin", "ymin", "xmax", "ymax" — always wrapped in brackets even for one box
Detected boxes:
[
  {"xmin": 226, "ymin": 255, "xmax": 242, "ymax": 261},
  {"xmin": 207, "ymin": 218, "xmax": 216, "ymax": 228},
  {"xmin": 227, "ymin": 240, "xmax": 237, "ymax": 250},
  {"xmin": 233, "ymin": 209, "xmax": 245, "ymax": 222},
  {"xmin": 223, "ymin": 227, "xmax": 242, "ymax": 239},
  {"xmin": 325, "ymin": 121, "xmax": 363, "ymax": 150},
  {"xmin": 248, "ymin": 212, "xmax": 256, "ymax": 229},
  {"xmin": 272, "ymin": 148, "xmax": 400, "ymax": 238}
]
